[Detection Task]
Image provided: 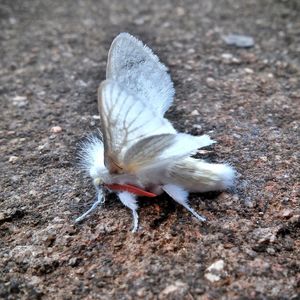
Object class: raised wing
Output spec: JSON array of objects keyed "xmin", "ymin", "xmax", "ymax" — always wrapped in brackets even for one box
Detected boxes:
[
  {"xmin": 106, "ymin": 32, "xmax": 174, "ymax": 115},
  {"xmin": 98, "ymin": 80, "xmax": 176, "ymax": 174}
]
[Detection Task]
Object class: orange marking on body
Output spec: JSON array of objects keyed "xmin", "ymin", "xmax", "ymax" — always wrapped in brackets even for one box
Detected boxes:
[{"xmin": 105, "ymin": 183, "xmax": 157, "ymax": 198}]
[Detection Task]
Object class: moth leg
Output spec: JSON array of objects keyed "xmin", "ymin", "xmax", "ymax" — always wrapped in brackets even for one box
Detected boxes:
[
  {"xmin": 163, "ymin": 184, "xmax": 206, "ymax": 222},
  {"xmin": 118, "ymin": 192, "xmax": 139, "ymax": 232},
  {"xmin": 75, "ymin": 189, "xmax": 105, "ymax": 223}
]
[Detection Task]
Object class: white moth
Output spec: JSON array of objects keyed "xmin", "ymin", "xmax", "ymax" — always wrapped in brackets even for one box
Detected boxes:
[{"xmin": 77, "ymin": 33, "xmax": 235, "ymax": 232}]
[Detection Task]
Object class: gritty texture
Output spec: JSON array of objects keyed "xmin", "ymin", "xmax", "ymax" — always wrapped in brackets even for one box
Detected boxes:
[{"xmin": 1, "ymin": 0, "xmax": 299, "ymax": 299}]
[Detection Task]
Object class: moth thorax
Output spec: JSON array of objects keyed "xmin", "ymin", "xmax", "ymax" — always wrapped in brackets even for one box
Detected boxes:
[{"xmin": 107, "ymin": 156, "xmax": 124, "ymax": 174}]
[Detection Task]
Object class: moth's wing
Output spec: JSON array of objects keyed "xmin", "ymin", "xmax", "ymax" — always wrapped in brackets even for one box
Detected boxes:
[
  {"xmin": 98, "ymin": 80, "xmax": 176, "ymax": 173},
  {"xmin": 106, "ymin": 32, "xmax": 174, "ymax": 115},
  {"xmin": 123, "ymin": 133, "xmax": 215, "ymax": 174}
]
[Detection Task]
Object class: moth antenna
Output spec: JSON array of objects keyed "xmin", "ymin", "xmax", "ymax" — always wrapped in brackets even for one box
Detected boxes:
[
  {"xmin": 75, "ymin": 189, "xmax": 105, "ymax": 223},
  {"xmin": 163, "ymin": 184, "xmax": 206, "ymax": 222},
  {"xmin": 118, "ymin": 192, "xmax": 139, "ymax": 232}
]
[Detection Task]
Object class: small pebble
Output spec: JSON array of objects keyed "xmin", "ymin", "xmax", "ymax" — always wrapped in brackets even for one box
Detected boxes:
[
  {"xmin": 281, "ymin": 209, "xmax": 293, "ymax": 218},
  {"xmin": 0, "ymin": 212, "xmax": 6, "ymax": 222},
  {"xmin": 232, "ymin": 133, "xmax": 241, "ymax": 139},
  {"xmin": 12, "ymin": 95, "xmax": 27, "ymax": 102},
  {"xmin": 244, "ymin": 197, "xmax": 256, "ymax": 208},
  {"xmin": 205, "ymin": 260, "xmax": 225, "ymax": 282},
  {"xmin": 190, "ymin": 109, "xmax": 200, "ymax": 116},
  {"xmin": 136, "ymin": 288, "xmax": 147, "ymax": 297},
  {"xmin": 10, "ymin": 175, "xmax": 21, "ymax": 182},
  {"xmin": 206, "ymin": 259, "xmax": 225, "ymax": 272},
  {"xmin": 176, "ymin": 7, "xmax": 185, "ymax": 16},
  {"xmin": 192, "ymin": 124, "xmax": 202, "ymax": 129},
  {"xmin": 76, "ymin": 79, "xmax": 88, "ymax": 87},
  {"xmin": 205, "ymin": 273, "xmax": 221, "ymax": 282},
  {"xmin": 266, "ymin": 247, "xmax": 276, "ymax": 255},
  {"xmin": 221, "ymin": 53, "xmax": 241, "ymax": 64},
  {"xmin": 221, "ymin": 53, "xmax": 233, "ymax": 60},
  {"xmin": 12, "ymin": 95, "xmax": 28, "ymax": 107},
  {"xmin": 244, "ymin": 68, "xmax": 254, "ymax": 74},
  {"xmin": 37, "ymin": 143, "xmax": 50, "ymax": 151},
  {"xmin": 206, "ymin": 77, "xmax": 217, "ymax": 88},
  {"xmin": 29, "ymin": 190, "xmax": 38, "ymax": 197},
  {"xmin": 159, "ymin": 281, "xmax": 188, "ymax": 298},
  {"xmin": 50, "ymin": 126, "xmax": 62, "ymax": 133},
  {"xmin": 68, "ymin": 257, "xmax": 79, "ymax": 267},
  {"xmin": 244, "ymin": 247, "xmax": 257, "ymax": 258},
  {"xmin": 223, "ymin": 34, "xmax": 254, "ymax": 48},
  {"xmin": 9, "ymin": 156, "xmax": 19, "ymax": 163}
]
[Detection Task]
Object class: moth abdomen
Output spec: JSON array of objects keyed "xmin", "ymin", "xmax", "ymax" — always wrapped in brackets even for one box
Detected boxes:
[{"xmin": 167, "ymin": 157, "xmax": 235, "ymax": 193}]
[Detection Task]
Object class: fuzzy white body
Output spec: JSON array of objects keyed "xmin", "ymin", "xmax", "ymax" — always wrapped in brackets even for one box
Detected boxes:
[
  {"xmin": 77, "ymin": 33, "xmax": 235, "ymax": 231},
  {"xmin": 79, "ymin": 135, "xmax": 235, "ymax": 231},
  {"xmin": 81, "ymin": 136, "xmax": 234, "ymax": 193}
]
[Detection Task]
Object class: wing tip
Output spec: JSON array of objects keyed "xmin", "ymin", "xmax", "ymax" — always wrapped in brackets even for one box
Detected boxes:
[
  {"xmin": 109, "ymin": 32, "xmax": 167, "ymax": 70},
  {"xmin": 107, "ymin": 32, "xmax": 174, "ymax": 114},
  {"xmin": 176, "ymin": 133, "xmax": 216, "ymax": 149},
  {"xmin": 197, "ymin": 134, "xmax": 216, "ymax": 148}
]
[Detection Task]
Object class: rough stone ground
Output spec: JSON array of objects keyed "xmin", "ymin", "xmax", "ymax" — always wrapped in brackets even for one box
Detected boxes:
[{"xmin": 0, "ymin": 0, "xmax": 299, "ymax": 299}]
